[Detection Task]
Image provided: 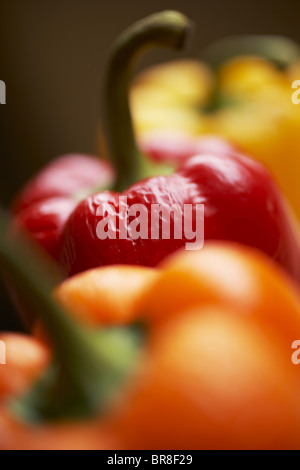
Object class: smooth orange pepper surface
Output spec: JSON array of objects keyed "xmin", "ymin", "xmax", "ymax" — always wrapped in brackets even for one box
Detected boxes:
[{"xmin": 2, "ymin": 243, "xmax": 300, "ymax": 449}]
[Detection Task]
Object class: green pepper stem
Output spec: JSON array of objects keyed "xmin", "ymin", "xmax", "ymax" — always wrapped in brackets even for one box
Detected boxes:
[
  {"xmin": 0, "ymin": 209, "xmax": 140, "ymax": 421},
  {"xmin": 200, "ymin": 35, "xmax": 300, "ymax": 114},
  {"xmin": 201, "ymin": 35, "xmax": 300, "ymax": 71},
  {"xmin": 104, "ymin": 10, "xmax": 193, "ymax": 192}
]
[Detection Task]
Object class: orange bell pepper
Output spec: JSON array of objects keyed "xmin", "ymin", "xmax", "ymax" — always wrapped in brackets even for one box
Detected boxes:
[{"xmin": 1, "ymin": 205, "xmax": 300, "ymax": 449}]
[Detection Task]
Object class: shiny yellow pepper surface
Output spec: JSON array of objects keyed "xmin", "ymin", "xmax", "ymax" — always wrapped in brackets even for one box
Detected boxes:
[{"xmin": 131, "ymin": 36, "xmax": 300, "ymax": 220}]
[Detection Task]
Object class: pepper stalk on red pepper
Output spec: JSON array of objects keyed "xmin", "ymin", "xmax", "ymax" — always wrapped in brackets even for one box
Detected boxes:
[{"xmin": 10, "ymin": 11, "xmax": 300, "ymax": 285}]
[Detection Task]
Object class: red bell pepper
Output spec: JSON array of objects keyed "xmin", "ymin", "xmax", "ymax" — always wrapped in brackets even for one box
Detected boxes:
[
  {"xmin": 138, "ymin": 130, "xmax": 240, "ymax": 164},
  {"xmin": 10, "ymin": 11, "xmax": 300, "ymax": 284},
  {"xmin": 12, "ymin": 154, "xmax": 114, "ymax": 260}
]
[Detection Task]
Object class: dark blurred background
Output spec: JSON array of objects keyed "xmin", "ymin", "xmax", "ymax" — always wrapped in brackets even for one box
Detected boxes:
[{"xmin": 0, "ymin": 0, "xmax": 300, "ymax": 331}]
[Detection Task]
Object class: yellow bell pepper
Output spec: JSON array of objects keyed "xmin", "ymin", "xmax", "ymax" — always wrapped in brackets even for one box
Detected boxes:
[{"xmin": 130, "ymin": 36, "xmax": 300, "ymax": 220}]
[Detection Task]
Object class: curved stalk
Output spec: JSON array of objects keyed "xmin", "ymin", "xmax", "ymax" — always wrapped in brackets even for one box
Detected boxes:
[
  {"xmin": 104, "ymin": 11, "xmax": 193, "ymax": 192},
  {"xmin": 0, "ymin": 208, "xmax": 141, "ymax": 421}
]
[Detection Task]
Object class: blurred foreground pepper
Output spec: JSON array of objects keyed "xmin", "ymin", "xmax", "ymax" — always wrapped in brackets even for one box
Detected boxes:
[
  {"xmin": 11, "ymin": 154, "xmax": 114, "ymax": 261},
  {"xmin": 132, "ymin": 36, "xmax": 300, "ymax": 220},
  {"xmin": 2, "ymin": 209, "xmax": 300, "ymax": 449},
  {"xmin": 9, "ymin": 12, "xmax": 300, "ymax": 285}
]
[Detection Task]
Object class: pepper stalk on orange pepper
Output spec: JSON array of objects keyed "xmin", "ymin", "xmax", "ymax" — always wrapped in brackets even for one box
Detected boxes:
[{"xmin": 1, "ymin": 208, "xmax": 300, "ymax": 449}]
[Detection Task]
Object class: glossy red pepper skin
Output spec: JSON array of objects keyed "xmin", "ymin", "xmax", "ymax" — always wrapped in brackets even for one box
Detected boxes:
[
  {"xmin": 59, "ymin": 149, "xmax": 300, "ymax": 281},
  {"xmin": 11, "ymin": 154, "xmax": 114, "ymax": 260},
  {"xmin": 11, "ymin": 154, "xmax": 114, "ymax": 214},
  {"xmin": 139, "ymin": 130, "xmax": 240, "ymax": 164},
  {"xmin": 12, "ymin": 198, "xmax": 77, "ymax": 261},
  {"xmin": 10, "ymin": 138, "xmax": 238, "ymax": 266}
]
